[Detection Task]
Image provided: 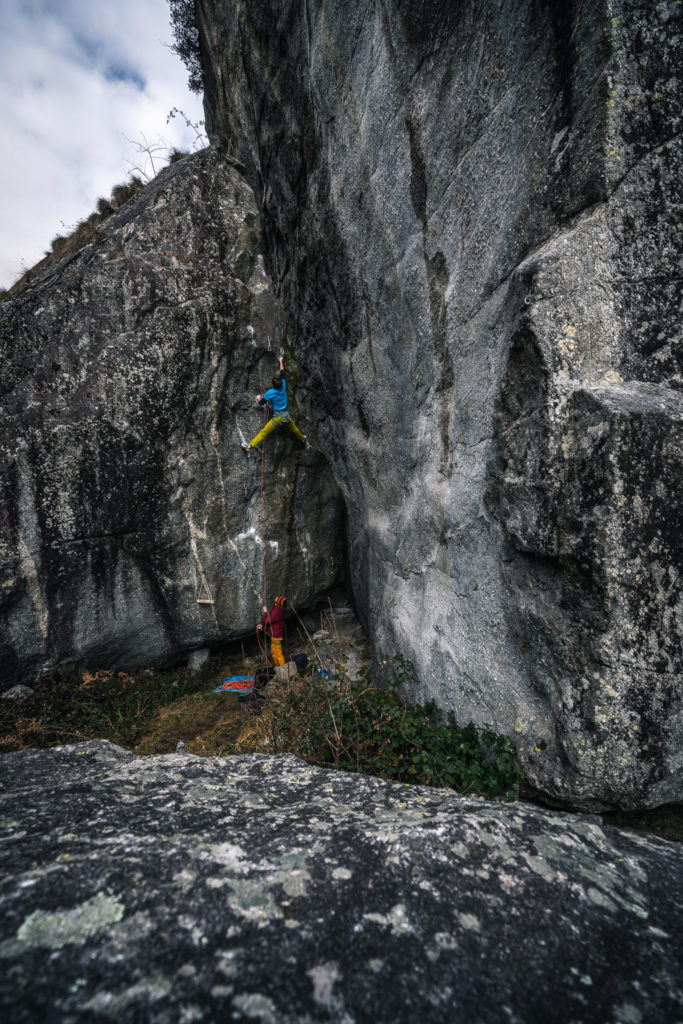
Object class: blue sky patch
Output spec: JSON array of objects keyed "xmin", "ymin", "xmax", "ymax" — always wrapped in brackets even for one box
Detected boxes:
[
  {"xmin": 103, "ymin": 65, "xmax": 146, "ymax": 89},
  {"xmin": 0, "ymin": 0, "xmax": 205, "ymax": 289}
]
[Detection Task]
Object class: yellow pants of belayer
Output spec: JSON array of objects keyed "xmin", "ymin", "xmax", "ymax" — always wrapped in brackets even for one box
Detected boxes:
[
  {"xmin": 249, "ymin": 414, "xmax": 304, "ymax": 448},
  {"xmin": 270, "ymin": 637, "xmax": 285, "ymax": 666}
]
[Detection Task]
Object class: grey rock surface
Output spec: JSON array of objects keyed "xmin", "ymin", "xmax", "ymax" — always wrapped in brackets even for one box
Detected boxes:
[
  {"xmin": 0, "ymin": 685, "xmax": 34, "ymax": 701},
  {"xmin": 196, "ymin": 0, "xmax": 682, "ymax": 809},
  {"xmin": 1, "ymin": 740, "xmax": 682, "ymax": 1022},
  {"xmin": 0, "ymin": 147, "xmax": 343, "ymax": 685},
  {"xmin": 188, "ymin": 648, "xmax": 211, "ymax": 674}
]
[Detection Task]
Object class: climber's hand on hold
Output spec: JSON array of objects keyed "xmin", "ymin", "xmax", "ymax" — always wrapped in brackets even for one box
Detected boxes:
[
  {"xmin": 256, "ymin": 623, "xmax": 263, "ymax": 631},
  {"xmin": 262, "ymin": 605, "xmax": 267, "ymax": 613}
]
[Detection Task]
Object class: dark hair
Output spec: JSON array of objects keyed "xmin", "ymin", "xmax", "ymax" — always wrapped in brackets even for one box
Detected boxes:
[{"xmin": 272, "ymin": 374, "xmax": 283, "ymax": 390}]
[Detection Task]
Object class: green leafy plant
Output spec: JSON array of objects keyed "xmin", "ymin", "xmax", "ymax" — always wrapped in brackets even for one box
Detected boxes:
[
  {"xmin": 0, "ymin": 625, "xmax": 524, "ymax": 802},
  {"xmin": 263, "ymin": 656, "xmax": 524, "ymax": 800}
]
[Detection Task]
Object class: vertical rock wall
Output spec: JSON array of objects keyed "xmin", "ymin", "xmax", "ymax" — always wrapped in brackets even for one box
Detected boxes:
[
  {"xmin": 196, "ymin": 0, "xmax": 682, "ymax": 808},
  {"xmin": 0, "ymin": 147, "xmax": 344, "ymax": 684}
]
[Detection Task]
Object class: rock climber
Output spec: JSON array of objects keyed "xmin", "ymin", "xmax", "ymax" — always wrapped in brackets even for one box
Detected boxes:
[
  {"xmin": 257, "ymin": 595, "xmax": 287, "ymax": 667},
  {"xmin": 241, "ymin": 355, "xmax": 305, "ymax": 453}
]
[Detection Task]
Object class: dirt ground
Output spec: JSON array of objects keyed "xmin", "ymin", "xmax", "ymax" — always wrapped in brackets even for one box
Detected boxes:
[{"xmin": 132, "ymin": 598, "xmax": 369, "ymax": 758}]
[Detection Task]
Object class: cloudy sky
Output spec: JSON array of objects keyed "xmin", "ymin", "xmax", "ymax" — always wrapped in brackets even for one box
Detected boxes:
[{"xmin": 1, "ymin": 0, "xmax": 206, "ymax": 289}]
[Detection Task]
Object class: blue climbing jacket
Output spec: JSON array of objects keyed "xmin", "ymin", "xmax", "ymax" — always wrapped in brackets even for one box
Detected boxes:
[{"xmin": 263, "ymin": 378, "xmax": 287, "ymax": 414}]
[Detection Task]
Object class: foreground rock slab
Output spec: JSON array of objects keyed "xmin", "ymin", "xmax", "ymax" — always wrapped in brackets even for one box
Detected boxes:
[{"xmin": 1, "ymin": 741, "xmax": 682, "ymax": 1022}]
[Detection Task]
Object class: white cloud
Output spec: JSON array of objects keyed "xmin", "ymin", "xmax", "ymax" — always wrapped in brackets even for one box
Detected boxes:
[{"xmin": 0, "ymin": 0, "xmax": 206, "ymax": 289}]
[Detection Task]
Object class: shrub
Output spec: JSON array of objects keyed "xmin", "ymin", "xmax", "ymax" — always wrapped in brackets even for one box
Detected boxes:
[
  {"xmin": 110, "ymin": 177, "xmax": 144, "ymax": 208},
  {"xmin": 168, "ymin": 0, "xmax": 203, "ymax": 93},
  {"xmin": 50, "ymin": 235, "xmax": 68, "ymax": 257},
  {"xmin": 96, "ymin": 197, "xmax": 115, "ymax": 218},
  {"xmin": 56, "ymin": 216, "xmax": 104, "ymax": 258},
  {"xmin": 0, "ymin": 662, "xmax": 223, "ymax": 754},
  {"xmin": 263, "ymin": 656, "xmax": 525, "ymax": 800},
  {"xmin": 6, "ymin": 174, "xmax": 146, "ymax": 297}
]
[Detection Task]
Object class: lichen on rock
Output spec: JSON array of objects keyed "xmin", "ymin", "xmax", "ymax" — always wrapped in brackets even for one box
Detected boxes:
[
  {"xmin": 0, "ymin": 740, "xmax": 681, "ymax": 1021},
  {"xmin": 0, "ymin": 146, "xmax": 344, "ymax": 684},
  {"xmin": 195, "ymin": 0, "xmax": 682, "ymax": 810}
]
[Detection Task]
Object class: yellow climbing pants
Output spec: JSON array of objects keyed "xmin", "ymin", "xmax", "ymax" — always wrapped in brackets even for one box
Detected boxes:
[
  {"xmin": 270, "ymin": 637, "xmax": 285, "ymax": 666},
  {"xmin": 249, "ymin": 414, "xmax": 304, "ymax": 448}
]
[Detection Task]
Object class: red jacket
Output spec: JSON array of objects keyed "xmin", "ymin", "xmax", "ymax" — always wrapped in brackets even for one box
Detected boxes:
[{"xmin": 261, "ymin": 603, "xmax": 285, "ymax": 639}]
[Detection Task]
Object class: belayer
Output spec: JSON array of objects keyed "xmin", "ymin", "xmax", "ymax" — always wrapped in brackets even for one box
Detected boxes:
[
  {"xmin": 241, "ymin": 354, "xmax": 305, "ymax": 453},
  {"xmin": 257, "ymin": 595, "xmax": 288, "ymax": 666}
]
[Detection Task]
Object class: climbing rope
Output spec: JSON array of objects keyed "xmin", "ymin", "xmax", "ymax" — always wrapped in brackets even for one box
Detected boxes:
[
  {"xmin": 256, "ymin": 620, "xmax": 271, "ymax": 667},
  {"xmin": 260, "ymin": 439, "xmax": 267, "ymax": 610},
  {"xmin": 249, "ymin": 348, "xmax": 289, "ymax": 667},
  {"xmin": 258, "ymin": 394, "xmax": 271, "ymax": 611},
  {"xmin": 256, "ymin": 395, "xmax": 271, "ymax": 665},
  {"xmin": 288, "ymin": 601, "xmax": 326, "ymax": 673}
]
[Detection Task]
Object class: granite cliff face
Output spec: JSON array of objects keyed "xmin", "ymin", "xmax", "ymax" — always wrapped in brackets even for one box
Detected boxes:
[
  {"xmin": 1, "ymin": 740, "xmax": 682, "ymax": 1022},
  {"xmin": 0, "ymin": 1, "xmax": 679, "ymax": 813},
  {"xmin": 196, "ymin": 0, "xmax": 682, "ymax": 809},
  {"xmin": 0, "ymin": 147, "xmax": 343, "ymax": 685}
]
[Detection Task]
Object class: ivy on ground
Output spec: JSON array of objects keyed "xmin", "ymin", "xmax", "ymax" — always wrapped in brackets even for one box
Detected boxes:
[
  {"xmin": 1, "ymin": 652, "xmax": 525, "ymax": 801},
  {"xmin": 266, "ymin": 657, "xmax": 525, "ymax": 800}
]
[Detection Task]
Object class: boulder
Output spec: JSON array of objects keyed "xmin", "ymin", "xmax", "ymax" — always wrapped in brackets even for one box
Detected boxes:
[
  {"xmin": 0, "ymin": 147, "xmax": 344, "ymax": 685},
  {"xmin": 195, "ymin": 0, "xmax": 682, "ymax": 808},
  {"xmin": 187, "ymin": 648, "xmax": 211, "ymax": 674},
  {"xmin": 1, "ymin": 685, "xmax": 34, "ymax": 701},
  {"xmin": 274, "ymin": 659, "xmax": 299, "ymax": 682},
  {"xmin": 0, "ymin": 740, "xmax": 681, "ymax": 1022}
]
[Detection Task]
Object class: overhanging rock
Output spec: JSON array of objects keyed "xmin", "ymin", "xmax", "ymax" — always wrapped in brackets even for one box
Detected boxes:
[
  {"xmin": 196, "ymin": 0, "xmax": 682, "ymax": 809},
  {"xmin": 0, "ymin": 147, "xmax": 344, "ymax": 683}
]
